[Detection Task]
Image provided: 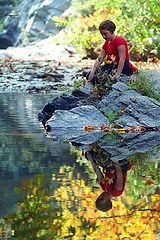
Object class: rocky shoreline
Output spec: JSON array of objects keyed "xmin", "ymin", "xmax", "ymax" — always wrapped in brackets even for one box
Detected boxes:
[
  {"xmin": 0, "ymin": 41, "xmax": 160, "ymax": 93},
  {"xmin": 0, "ymin": 42, "xmax": 85, "ymax": 93},
  {"xmin": 0, "ymin": 42, "xmax": 160, "ymax": 161}
]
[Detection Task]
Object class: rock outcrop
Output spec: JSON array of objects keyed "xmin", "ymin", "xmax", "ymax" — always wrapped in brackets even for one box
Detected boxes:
[
  {"xmin": 47, "ymin": 105, "xmax": 109, "ymax": 144},
  {"xmin": 98, "ymin": 80, "xmax": 160, "ymax": 128},
  {"xmin": 99, "ymin": 131, "xmax": 160, "ymax": 161},
  {"xmin": 39, "ymin": 76, "xmax": 160, "ymax": 129},
  {"xmin": 40, "ymin": 75, "xmax": 160, "ymax": 158}
]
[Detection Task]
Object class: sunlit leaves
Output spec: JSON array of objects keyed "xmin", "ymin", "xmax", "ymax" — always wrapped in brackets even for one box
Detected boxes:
[
  {"xmin": 1, "ymin": 158, "xmax": 159, "ymax": 239},
  {"xmin": 53, "ymin": 0, "xmax": 160, "ymax": 59},
  {"xmin": 2, "ymin": 175, "xmax": 61, "ymax": 239},
  {"xmin": 52, "ymin": 165, "xmax": 159, "ymax": 239}
]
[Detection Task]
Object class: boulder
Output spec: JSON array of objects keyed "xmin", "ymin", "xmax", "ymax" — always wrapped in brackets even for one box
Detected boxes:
[
  {"xmin": 98, "ymin": 131, "xmax": 160, "ymax": 161},
  {"xmin": 38, "ymin": 74, "xmax": 160, "ymax": 157},
  {"xmin": 98, "ymin": 81, "xmax": 160, "ymax": 128},
  {"xmin": 46, "ymin": 105, "xmax": 109, "ymax": 144},
  {"xmin": 38, "ymin": 82, "xmax": 94, "ymax": 125}
]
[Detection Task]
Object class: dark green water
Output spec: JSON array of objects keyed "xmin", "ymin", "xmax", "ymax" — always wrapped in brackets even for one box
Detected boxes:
[{"xmin": 0, "ymin": 93, "xmax": 77, "ymax": 217}]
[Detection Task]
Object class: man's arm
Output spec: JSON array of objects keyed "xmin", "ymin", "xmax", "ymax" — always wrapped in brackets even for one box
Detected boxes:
[
  {"xmin": 87, "ymin": 48, "xmax": 106, "ymax": 82},
  {"xmin": 113, "ymin": 161, "xmax": 123, "ymax": 191},
  {"xmin": 110, "ymin": 45, "xmax": 126, "ymax": 80},
  {"xmin": 86, "ymin": 152, "xmax": 105, "ymax": 184}
]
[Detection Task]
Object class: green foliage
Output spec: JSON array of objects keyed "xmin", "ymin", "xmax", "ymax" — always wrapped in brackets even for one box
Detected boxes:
[
  {"xmin": 3, "ymin": 175, "xmax": 61, "ymax": 240},
  {"xmin": 126, "ymin": 154, "xmax": 160, "ymax": 206},
  {"xmin": 105, "ymin": 110, "xmax": 119, "ymax": 123},
  {"xmin": 73, "ymin": 79, "xmax": 85, "ymax": 89},
  {"xmin": 129, "ymin": 71, "xmax": 160, "ymax": 101},
  {"xmin": 0, "ymin": 20, "xmax": 4, "ymax": 31},
  {"xmin": 103, "ymin": 131, "xmax": 120, "ymax": 141},
  {"xmin": 53, "ymin": 0, "xmax": 115, "ymax": 57},
  {"xmin": 113, "ymin": 0, "xmax": 160, "ymax": 59},
  {"xmin": 53, "ymin": 0, "xmax": 160, "ymax": 59}
]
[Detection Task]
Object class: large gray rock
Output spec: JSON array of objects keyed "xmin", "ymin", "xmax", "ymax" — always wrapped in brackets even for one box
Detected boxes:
[
  {"xmin": 99, "ymin": 131, "xmax": 160, "ymax": 161},
  {"xmin": 47, "ymin": 105, "xmax": 109, "ymax": 144},
  {"xmin": 98, "ymin": 81, "xmax": 160, "ymax": 128},
  {"xmin": 23, "ymin": 0, "xmax": 71, "ymax": 42}
]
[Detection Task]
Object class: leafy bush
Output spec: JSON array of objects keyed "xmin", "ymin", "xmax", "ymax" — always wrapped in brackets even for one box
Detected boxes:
[
  {"xmin": 129, "ymin": 71, "xmax": 160, "ymax": 101},
  {"xmin": 3, "ymin": 175, "xmax": 61, "ymax": 240},
  {"xmin": 114, "ymin": 0, "xmax": 160, "ymax": 60},
  {"xmin": 53, "ymin": 0, "xmax": 160, "ymax": 60}
]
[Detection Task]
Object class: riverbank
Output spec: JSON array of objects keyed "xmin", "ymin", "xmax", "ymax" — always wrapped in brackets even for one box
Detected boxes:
[{"xmin": 0, "ymin": 38, "xmax": 160, "ymax": 93}]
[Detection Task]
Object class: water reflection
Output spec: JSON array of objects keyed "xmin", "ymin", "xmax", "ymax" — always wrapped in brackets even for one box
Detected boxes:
[
  {"xmin": 85, "ymin": 144, "xmax": 133, "ymax": 212},
  {"xmin": 0, "ymin": 93, "xmax": 160, "ymax": 239},
  {"xmin": 1, "ymin": 141, "xmax": 159, "ymax": 239},
  {"xmin": 0, "ymin": 93, "xmax": 76, "ymax": 217}
]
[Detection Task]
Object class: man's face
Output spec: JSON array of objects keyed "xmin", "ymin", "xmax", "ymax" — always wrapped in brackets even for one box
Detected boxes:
[{"xmin": 99, "ymin": 29, "xmax": 112, "ymax": 40}]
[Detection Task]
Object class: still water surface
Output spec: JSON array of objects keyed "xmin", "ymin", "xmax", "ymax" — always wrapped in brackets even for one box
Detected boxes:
[
  {"xmin": 0, "ymin": 93, "xmax": 77, "ymax": 217},
  {"xmin": 0, "ymin": 93, "xmax": 159, "ymax": 239}
]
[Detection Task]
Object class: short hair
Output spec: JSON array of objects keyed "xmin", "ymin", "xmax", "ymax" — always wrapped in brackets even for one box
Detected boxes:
[
  {"xmin": 95, "ymin": 194, "xmax": 112, "ymax": 212},
  {"xmin": 99, "ymin": 20, "xmax": 116, "ymax": 33}
]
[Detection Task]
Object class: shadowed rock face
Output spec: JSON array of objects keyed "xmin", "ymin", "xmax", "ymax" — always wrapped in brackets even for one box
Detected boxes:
[
  {"xmin": 0, "ymin": 34, "xmax": 13, "ymax": 49},
  {"xmin": 0, "ymin": 20, "xmax": 19, "ymax": 49},
  {"xmin": 38, "ymin": 82, "xmax": 94, "ymax": 125}
]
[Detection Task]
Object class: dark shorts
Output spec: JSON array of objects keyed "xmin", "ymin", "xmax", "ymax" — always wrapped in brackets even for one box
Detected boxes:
[
  {"xmin": 86, "ymin": 60, "xmax": 133, "ymax": 85},
  {"xmin": 85, "ymin": 150, "xmax": 129, "ymax": 174}
]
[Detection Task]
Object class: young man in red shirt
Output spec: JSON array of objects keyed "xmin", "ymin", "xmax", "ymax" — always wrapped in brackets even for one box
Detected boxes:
[
  {"xmin": 86, "ymin": 149, "xmax": 132, "ymax": 212},
  {"xmin": 87, "ymin": 20, "xmax": 136, "ymax": 84}
]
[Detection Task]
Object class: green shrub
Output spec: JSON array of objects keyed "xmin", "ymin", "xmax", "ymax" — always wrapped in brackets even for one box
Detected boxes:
[
  {"xmin": 53, "ymin": 0, "xmax": 160, "ymax": 59},
  {"xmin": 129, "ymin": 71, "xmax": 160, "ymax": 101},
  {"xmin": 73, "ymin": 79, "xmax": 85, "ymax": 89},
  {"xmin": 105, "ymin": 110, "xmax": 119, "ymax": 123}
]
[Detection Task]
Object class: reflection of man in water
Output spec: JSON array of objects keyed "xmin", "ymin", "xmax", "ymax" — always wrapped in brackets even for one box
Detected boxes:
[{"xmin": 85, "ymin": 145, "xmax": 132, "ymax": 212}]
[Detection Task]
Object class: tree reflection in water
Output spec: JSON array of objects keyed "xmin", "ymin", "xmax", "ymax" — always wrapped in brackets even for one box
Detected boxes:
[{"xmin": 1, "ymin": 142, "xmax": 159, "ymax": 240}]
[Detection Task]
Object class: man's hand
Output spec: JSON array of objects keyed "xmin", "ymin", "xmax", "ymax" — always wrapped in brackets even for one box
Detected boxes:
[
  {"xmin": 109, "ymin": 69, "xmax": 121, "ymax": 81},
  {"xmin": 87, "ymin": 71, "xmax": 95, "ymax": 82}
]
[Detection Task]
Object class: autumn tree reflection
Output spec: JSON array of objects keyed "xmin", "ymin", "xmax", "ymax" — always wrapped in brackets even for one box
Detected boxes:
[{"xmin": 0, "ymin": 145, "xmax": 159, "ymax": 239}]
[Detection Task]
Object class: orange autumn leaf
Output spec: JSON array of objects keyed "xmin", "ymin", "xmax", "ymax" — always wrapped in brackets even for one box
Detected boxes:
[
  {"xmin": 129, "ymin": 125, "xmax": 146, "ymax": 133},
  {"xmin": 145, "ymin": 179, "xmax": 153, "ymax": 185},
  {"xmin": 83, "ymin": 125, "xmax": 97, "ymax": 131},
  {"xmin": 101, "ymin": 125, "xmax": 111, "ymax": 132}
]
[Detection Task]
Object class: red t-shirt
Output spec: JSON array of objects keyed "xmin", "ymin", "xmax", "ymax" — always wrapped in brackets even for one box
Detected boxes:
[
  {"xmin": 102, "ymin": 36, "xmax": 129, "ymax": 64},
  {"xmin": 100, "ymin": 172, "xmax": 126, "ymax": 197},
  {"xmin": 100, "ymin": 164, "xmax": 132, "ymax": 197}
]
